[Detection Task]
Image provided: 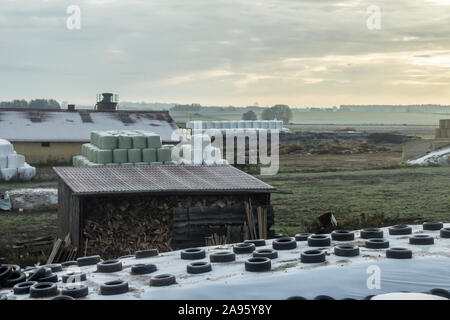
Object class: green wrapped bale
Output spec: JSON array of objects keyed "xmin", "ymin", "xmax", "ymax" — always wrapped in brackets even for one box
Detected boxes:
[
  {"xmin": 81, "ymin": 144, "xmax": 90, "ymax": 157},
  {"xmin": 128, "ymin": 149, "xmax": 142, "ymax": 163},
  {"xmin": 150, "ymin": 162, "xmax": 162, "ymax": 165},
  {"xmin": 113, "ymin": 149, "xmax": 128, "ymax": 163},
  {"xmin": 121, "ymin": 163, "xmax": 133, "ymax": 166},
  {"xmin": 97, "ymin": 132, "xmax": 118, "ymax": 149},
  {"xmin": 146, "ymin": 134, "xmax": 162, "ymax": 149},
  {"xmin": 118, "ymin": 135, "xmax": 133, "ymax": 149},
  {"xmin": 132, "ymin": 135, "xmax": 147, "ymax": 149},
  {"xmin": 164, "ymin": 161, "xmax": 176, "ymax": 165},
  {"xmin": 96, "ymin": 149, "xmax": 113, "ymax": 164},
  {"xmin": 90, "ymin": 131, "xmax": 101, "ymax": 146},
  {"xmin": 135, "ymin": 162, "xmax": 149, "ymax": 166},
  {"xmin": 157, "ymin": 148, "xmax": 172, "ymax": 162},
  {"xmin": 106, "ymin": 163, "xmax": 120, "ymax": 166},
  {"xmin": 142, "ymin": 148, "xmax": 157, "ymax": 163},
  {"xmin": 88, "ymin": 145, "xmax": 100, "ymax": 163}
]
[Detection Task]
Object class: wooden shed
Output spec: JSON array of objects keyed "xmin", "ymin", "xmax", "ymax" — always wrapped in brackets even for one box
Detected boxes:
[{"xmin": 53, "ymin": 165, "xmax": 275, "ymax": 260}]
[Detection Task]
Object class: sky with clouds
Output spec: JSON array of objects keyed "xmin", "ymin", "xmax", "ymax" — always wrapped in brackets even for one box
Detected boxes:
[{"xmin": 1, "ymin": 0, "xmax": 450, "ymax": 107}]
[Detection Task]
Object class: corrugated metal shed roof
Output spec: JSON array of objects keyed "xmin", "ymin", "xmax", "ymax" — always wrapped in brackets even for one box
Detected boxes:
[
  {"xmin": 53, "ymin": 165, "xmax": 275, "ymax": 195},
  {"xmin": 0, "ymin": 109, "xmax": 179, "ymax": 142}
]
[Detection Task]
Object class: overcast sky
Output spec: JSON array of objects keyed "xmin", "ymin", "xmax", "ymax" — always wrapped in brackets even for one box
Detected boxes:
[{"xmin": 1, "ymin": 0, "xmax": 450, "ymax": 107}]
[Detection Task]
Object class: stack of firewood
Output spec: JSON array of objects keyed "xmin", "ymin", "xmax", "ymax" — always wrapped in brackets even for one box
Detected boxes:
[{"xmin": 82, "ymin": 197, "xmax": 174, "ymax": 259}]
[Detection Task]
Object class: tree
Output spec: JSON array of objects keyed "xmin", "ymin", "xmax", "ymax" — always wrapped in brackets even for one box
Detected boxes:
[
  {"xmin": 261, "ymin": 104, "xmax": 293, "ymax": 124},
  {"xmin": 242, "ymin": 110, "xmax": 257, "ymax": 120}
]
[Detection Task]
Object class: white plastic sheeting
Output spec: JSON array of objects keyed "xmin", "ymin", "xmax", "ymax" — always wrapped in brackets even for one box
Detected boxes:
[
  {"xmin": 0, "ymin": 139, "xmax": 36, "ymax": 181},
  {"xmin": 408, "ymin": 146, "xmax": 450, "ymax": 165},
  {"xmin": 1, "ymin": 224, "xmax": 449, "ymax": 300}
]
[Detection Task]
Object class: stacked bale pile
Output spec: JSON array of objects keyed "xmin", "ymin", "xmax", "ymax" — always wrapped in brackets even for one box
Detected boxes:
[
  {"xmin": 435, "ymin": 119, "xmax": 450, "ymax": 138},
  {"xmin": 178, "ymin": 134, "xmax": 227, "ymax": 165},
  {"xmin": 73, "ymin": 130, "xmax": 176, "ymax": 166},
  {"xmin": 0, "ymin": 139, "xmax": 36, "ymax": 181}
]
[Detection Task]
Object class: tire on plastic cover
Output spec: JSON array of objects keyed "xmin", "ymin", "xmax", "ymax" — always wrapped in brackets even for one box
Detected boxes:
[
  {"xmin": 301, "ymin": 250, "xmax": 326, "ymax": 263},
  {"xmin": 1, "ymin": 271, "xmax": 26, "ymax": 287},
  {"xmin": 245, "ymin": 257, "xmax": 271, "ymax": 272},
  {"xmin": 135, "ymin": 249, "xmax": 158, "ymax": 259},
  {"xmin": 96, "ymin": 260, "xmax": 123, "ymax": 273},
  {"xmin": 388, "ymin": 225, "xmax": 412, "ymax": 235},
  {"xmin": 386, "ymin": 248, "xmax": 412, "ymax": 259},
  {"xmin": 233, "ymin": 243, "xmax": 256, "ymax": 254},
  {"xmin": 150, "ymin": 274, "xmax": 176, "ymax": 287},
  {"xmin": 30, "ymin": 282, "xmax": 58, "ymax": 298},
  {"xmin": 409, "ymin": 234, "xmax": 434, "ymax": 245},
  {"xmin": 244, "ymin": 239, "xmax": 266, "ymax": 247},
  {"xmin": 180, "ymin": 248, "xmax": 206, "ymax": 260},
  {"xmin": 37, "ymin": 273, "xmax": 58, "ymax": 283},
  {"xmin": 62, "ymin": 284, "xmax": 89, "ymax": 298},
  {"xmin": 334, "ymin": 245, "xmax": 360, "ymax": 257},
  {"xmin": 295, "ymin": 233, "xmax": 311, "ymax": 241},
  {"xmin": 272, "ymin": 237, "xmax": 297, "ymax": 250},
  {"xmin": 187, "ymin": 261, "xmax": 212, "ymax": 274},
  {"xmin": 440, "ymin": 227, "xmax": 450, "ymax": 238},
  {"xmin": 307, "ymin": 235, "xmax": 331, "ymax": 247},
  {"xmin": 13, "ymin": 281, "xmax": 37, "ymax": 295},
  {"xmin": 209, "ymin": 251, "xmax": 236, "ymax": 263},
  {"xmin": 253, "ymin": 248, "xmax": 278, "ymax": 260},
  {"xmin": 331, "ymin": 230, "xmax": 355, "ymax": 241},
  {"xmin": 52, "ymin": 295, "xmax": 75, "ymax": 300},
  {"xmin": 0, "ymin": 265, "xmax": 13, "ymax": 282},
  {"xmin": 365, "ymin": 238, "xmax": 389, "ymax": 249},
  {"xmin": 360, "ymin": 228, "xmax": 383, "ymax": 239},
  {"xmin": 131, "ymin": 264, "xmax": 157, "ymax": 275},
  {"xmin": 423, "ymin": 222, "xmax": 444, "ymax": 231},
  {"xmin": 100, "ymin": 280, "xmax": 129, "ymax": 295},
  {"xmin": 77, "ymin": 255, "xmax": 101, "ymax": 267},
  {"xmin": 62, "ymin": 272, "xmax": 87, "ymax": 283}
]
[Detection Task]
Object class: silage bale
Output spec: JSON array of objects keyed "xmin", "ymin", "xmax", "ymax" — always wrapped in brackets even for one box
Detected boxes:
[
  {"xmin": 81, "ymin": 144, "xmax": 90, "ymax": 157},
  {"xmin": 132, "ymin": 134, "xmax": 147, "ymax": 149},
  {"xmin": 146, "ymin": 134, "xmax": 162, "ymax": 149},
  {"xmin": 0, "ymin": 156, "xmax": 7, "ymax": 169},
  {"xmin": 113, "ymin": 149, "xmax": 128, "ymax": 163},
  {"xmin": 128, "ymin": 149, "xmax": 142, "ymax": 163},
  {"xmin": 157, "ymin": 148, "xmax": 172, "ymax": 162},
  {"xmin": 142, "ymin": 148, "xmax": 157, "ymax": 163},
  {"xmin": 97, "ymin": 132, "xmax": 118, "ymax": 149},
  {"xmin": 0, "ymin": 141, "xmax": 14, "ymax": 157},
  {"xmin": 1, "ymin": 168, "xmax": 17, "ymax": 181},
  {"xmin": 7, "ymin": 154, "xmax": 25, "ymax": 169},
  {"xmin": 90, "ymin": 131, "xmax": 101, "ymax": 147},
  {"xmin": 106, "ymin": 163, "xmax": 120, "ymax": 166},
  {"xmin": 150, "ymin": 162, "xmax": 162, "ymax": 165},
  {"xmin": 121, "ymin": 162, "xmax": 134, "ymax": 166},
  {"xmin": 163, "ymin": 161, "xmax": 176, "ymax": 165},
  {"xmin": 18, "ymin": 165, "xmax": 35, "ymax": 181},
  {"xmin": 118, "ymin": 134, "xmax": 133, "ymax": 149},
  {"xmin": 97, "ymin": 149, "xmax": 113, "ymax": 164},
  {"xmin": 135, "ymin": 162, "xmax": 149, "ymax": 166}
]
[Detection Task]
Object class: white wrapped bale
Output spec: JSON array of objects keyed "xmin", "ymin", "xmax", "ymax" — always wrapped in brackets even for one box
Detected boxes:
[
  {"xmin": 7, "ymin": 154, "xmax": 25, "ymax": 169},
  {"xmin": 190, "ymin": 134, "xmax": 211, "ymax": 151},
  {"xmin": 157, "ymin": 148, "xmax": 172, "ymax": 162},
  {"xmin": 1, "ymin": 168, "xmax": 17, "ymax": 181},
  {"xmin": 17, "ymin": 165, "xmax": 35, "ymax": 181},
  {"xmin": 0, "ymin": 141, "xmax": 14, "ymax": 156},
  {"xmin": 81, "ymin": 144, "xmax": 90, "ymax": 157},
  {"xmin": 0, "ymin": 156, "xmax": 7, "ymax": 169},
  {"xmin": 72, "ymin": 155, "xmax": 84, "ymax": 166},
  {"xmin": 142, "ymin": 148, "xmax": 157, "ymax": 163},
  {"xmin": 113, "ymin": 149, "xmax": 128, "ymax": 163},
  {"xmin": 90, "ymin": 131, "xmax": 101, "ymax": 147},
  {"xmin": 128, "ymin": 149, "xmax": 142, "ymax": 163},
  {"xmin": 191, "ymin": 148, "xmax": 203, "ymax": 164},
  {"xmin": 118, "ymin": 134, "xmax": 133, "ymax": 149},
  {"xmin": 181, "ymin": 144, "xmax": 192, "ymax": 161},
  {"xmin": 96, "ymin": 149, "xmax": 113, "ymax": 164}
]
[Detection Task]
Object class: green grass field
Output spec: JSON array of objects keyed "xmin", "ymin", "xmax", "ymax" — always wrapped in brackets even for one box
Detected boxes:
[{"xmin": 256, "ymin": 165, "xmax": 450, "ymax": 236}]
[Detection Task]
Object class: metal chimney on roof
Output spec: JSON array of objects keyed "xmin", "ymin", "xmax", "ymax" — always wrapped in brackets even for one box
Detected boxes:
[
  {"xmin": 95, "ymin": 93, "xmax": 118, "ymax": 111},
  {"xmin": 68, "ymin": 104, "xmax": 76, "ymax": 111}
]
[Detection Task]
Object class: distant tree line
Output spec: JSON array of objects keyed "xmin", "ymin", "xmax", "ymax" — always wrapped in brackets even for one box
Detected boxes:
[{"xmin": 0, "ymin": 99, "xmax": 61, "ymax": 110}]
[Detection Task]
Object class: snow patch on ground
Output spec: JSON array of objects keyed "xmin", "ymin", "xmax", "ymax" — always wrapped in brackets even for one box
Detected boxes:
[{"xmin": 407, "ymin": 146, "xmax": 450, "ymax": 165}]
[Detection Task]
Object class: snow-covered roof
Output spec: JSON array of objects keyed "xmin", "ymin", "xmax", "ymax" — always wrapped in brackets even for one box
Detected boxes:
[{"xmin": 0, "ymin": 109, "xmax": 179, "ymax": 143}]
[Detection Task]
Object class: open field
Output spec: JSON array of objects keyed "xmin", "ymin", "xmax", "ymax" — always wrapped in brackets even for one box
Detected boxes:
[{"xmin": 256, "ymin": 154, "xmax": 450, "ymax": 236}]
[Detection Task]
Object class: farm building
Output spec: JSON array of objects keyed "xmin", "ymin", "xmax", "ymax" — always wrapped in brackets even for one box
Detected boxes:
[
  {"xmin": 53, "ymin": 165, "xmax": 275, "ymax": 261},
  {"xmin": 0, "ymin": 109, "xmax": 180, "ymax": 165}
]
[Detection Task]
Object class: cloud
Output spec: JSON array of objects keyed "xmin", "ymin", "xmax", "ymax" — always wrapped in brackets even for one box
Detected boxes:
[{"xmin": 0, "ymin": 0, "xmax": 450, "ymax": 106}]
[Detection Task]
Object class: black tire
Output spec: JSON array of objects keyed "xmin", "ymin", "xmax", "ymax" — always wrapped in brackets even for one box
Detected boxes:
[
  {"xmin": 307, "ymin": 235, "xmax": 331, "ymax": 247},
  {"xmin": 423, "ymin": 222, "xmax": 444, "ymax": 231},
  {"xmin": 96, "ymin": 260, "xmax": 123, "ymax": 273},
  {"xmin": 42, "ymin": 264, "xmax": 62, "ymax": 273},
  {"xmin": 286, "ymin": 296, "xmax": 307, "ymax": 300},
  {"xmin": 301, "ymin": 250, "xmax": 326, "ymax": 263},
  {"xmin": 61, "ymin": 261, "xmax": 78, "ymax": 267},
  {"xmin": 429, "ymin": 288, "xmax": 450, "ymax": 299},
  {"xmin": 409, "ymin": 234, "xmax": 434, "ymax": 245},
  {"xmin": 295, "ymin": 233, "xmax": 311, "ymax": 241},
  {"xmin": 272, "ymin": 237, "xmax": 297, "ymax": 250},
  {"xmin": 28, "ymin": 267, "xmax": 52, "ymax": 282},
  {"xmin": 62, "ymin": 272, "xmax": 87, "ymax": 283},
  {"xmin": 386, "ymin": 248, "xmax": 412, "ymax": 259},
  {"xmin": 233, "ymin": 243, "xmax": 256, "ymax": 254},
  {"xmin": 273, "ymin": 233, "xmax": 283, "ymax": 239},
  {"xmin": 253, "ymin": 249, "xmax": 278, "ymax": 260},
  {"xmin": 180, "ymin": 248, "xmax": 206, "ymax": 260},
  {"xmin": 334, "ymin": 245, "xmax": 360, "ymax": 257},
  {"xmin": 244, "ymin": 239, "xmax": 266, "ymax": 247},
  {"xmin": 314, "ymin": 295, "xmax": 335, "ymax": 300},
  {"xmin": 52, "ymin": 295, "xmax": 75, "ymax": 300},
  {"xmin": 30, "ymin": 282, "xmax": 58, "ymax": 298},
  {"xmin": 1, "ymin": 271, "xmax": 26, "ymax": 288},
  {"xmin": 62, "ymin": 285, "xmax": 89, "ymax": 298},
  {"xmin": 150, "ymin": 274, "xmax": 176, "ymax": 287},
  {"xmin": 187, "ymin": 261, "xmax": 212, "ymax": 274},
  {"xmin": 331, "ymin": 230, "xmax": 355, "ymax": 241},
  {"xmin": 100, "ymin": 280, "xmax": 129, "ymax": 295},
  {"xmin": 131, "ymin": 264, "xmax": 157, "ymax": 275},
  {"xmin": 209, "ymin": 252, "xmax": 236, "ymax": 263},
  {"xmin": 440, "ymin": 227, "xmax": 450, "ymax": 238},
  {"xmin": 13, "ymin": 281, "xmax": 37, "ymax": 295},
  {"xmin": 388, "ymin": 225, "xmax": 412, "ymax": 235},
  {"xmin": 37, "ymin": 273, "xmax": 58, "ymax": 283},
  {"xmin": 365, "ymin": 239, "xmax": 389, "ymax": 249},
  {"xmin": 360, "ymin": 228, "xmax": 384, "ymax": 239},
  {"xmin": 0, "ymin": 265, "xmax": 13, "ymax": 282},
  {"xmin": 245, "ymin": 257, "xmax": 271, "ymax": 272},
  {"xmin": 77, "ymin": 255, "xmax": 101, "ymax": 267},
  {"xmin": 135, "ymin": 249, "xmax": 158, "ymax": 259}
]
